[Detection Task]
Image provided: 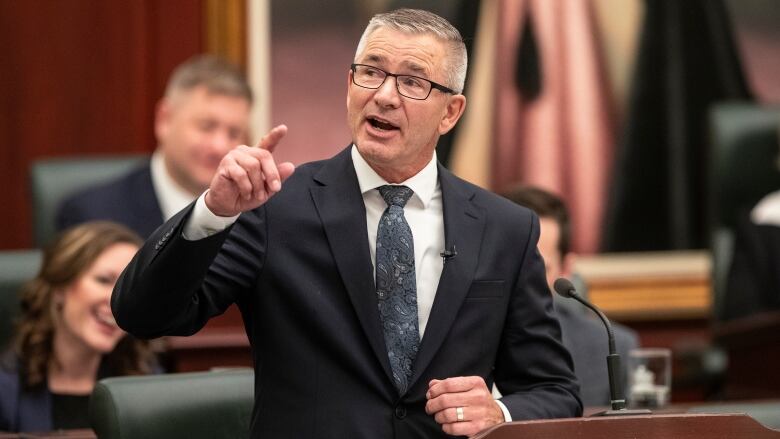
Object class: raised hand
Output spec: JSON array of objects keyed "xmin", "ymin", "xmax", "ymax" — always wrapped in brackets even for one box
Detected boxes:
[
  {"xmin": 205, "ymin": 124, "xmax": 296, "ymax": 217},
  {"xmin": 425, "ymin": 376, "xmax": 505, "ymax": 437}
]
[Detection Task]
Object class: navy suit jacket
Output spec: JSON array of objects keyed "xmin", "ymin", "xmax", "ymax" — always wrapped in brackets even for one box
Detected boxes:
[
  {"xmin": 113, "ymin": 147, "xmax": 582, "ymax": 438},
  {"xmin": 723, "ymin": 210, "xmax": 780, "ymax": 320},
  {"xmin": 0, "ymin": 359, "xmax": 53, "ymax": 432},
  {"xmin": 56, "ymin": 163, "xmax": 164, "ymax": 238}
]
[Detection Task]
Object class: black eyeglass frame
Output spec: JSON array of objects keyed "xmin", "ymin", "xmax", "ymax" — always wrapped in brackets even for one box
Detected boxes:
[{"xmin": 350, "ymin": 63, "xmax": 456, "ymax": 100}]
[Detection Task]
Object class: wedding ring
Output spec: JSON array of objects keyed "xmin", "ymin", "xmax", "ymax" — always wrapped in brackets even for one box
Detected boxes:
[{"xmin": 456, "ymin": 406, "xmax": 464, "ymax": 422}]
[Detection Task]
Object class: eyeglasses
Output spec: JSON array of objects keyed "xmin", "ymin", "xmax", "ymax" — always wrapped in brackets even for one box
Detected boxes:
[{"xmin": 350, "ymin": 64, "xmax": 456, "ymax": 100}]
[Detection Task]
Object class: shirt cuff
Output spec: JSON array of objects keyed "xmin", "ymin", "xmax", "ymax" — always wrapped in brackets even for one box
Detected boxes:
[
  {"xmin": 495, "ymin": 400, "xmax": 512, "ymax": 422},
  {"xmin": 182, "ymin": 191, "xmax": 240, "ymax": 240}
]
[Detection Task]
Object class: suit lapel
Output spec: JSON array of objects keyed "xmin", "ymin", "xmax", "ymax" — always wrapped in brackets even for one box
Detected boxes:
[
  {"xmin": 410, "ymin": 165, "xmax": 485, "ymax": 388},
  {"xmin": 309, "ymin": 148, "xmax": 394, "ymax": 383}
]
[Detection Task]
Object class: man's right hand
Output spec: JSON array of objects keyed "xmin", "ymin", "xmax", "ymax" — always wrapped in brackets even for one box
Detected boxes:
[{"xmin": 205, "ymin": 124, "xmax": 296, "ymax": 217}]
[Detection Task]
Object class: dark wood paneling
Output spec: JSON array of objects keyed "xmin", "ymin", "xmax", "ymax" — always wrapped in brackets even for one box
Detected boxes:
[{"xmin": 0, "ymin": 0, "xmax": 203, "ymax": 249}]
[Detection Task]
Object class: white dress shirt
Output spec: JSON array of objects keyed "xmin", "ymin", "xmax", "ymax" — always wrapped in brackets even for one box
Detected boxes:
[
  {"xmin": 751, "ymin": 189, "xmax": 780, "ymax": 226},
  {"xmin": 150, "ymin": 150, "xmax": 200, "ymax": 221}
]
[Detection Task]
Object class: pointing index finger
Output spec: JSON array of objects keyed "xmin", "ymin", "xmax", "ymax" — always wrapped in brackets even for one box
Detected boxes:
[{"xmin": 256, "ymin": 124, "xmax": 288, "ymax": 153}]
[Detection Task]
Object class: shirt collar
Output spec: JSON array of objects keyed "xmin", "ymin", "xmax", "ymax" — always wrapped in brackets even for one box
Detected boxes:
[
  {"xmin": 350, "ymin": 145, "xmax": 439, "ymax": 207},
  {"xmin": 150, "ymin": 150, "xmax": 199, "ymax": 220}
]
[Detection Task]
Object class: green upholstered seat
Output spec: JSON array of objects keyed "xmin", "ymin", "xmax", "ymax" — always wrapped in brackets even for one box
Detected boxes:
[
  {"xmin": 30, "ymin": 155, "xmax": 146, "ymax": 247},
  {"xmin": 89, "ymin": 369, "xmax": 254, "ymax": 439},
  {"xmin": 709, "ymin": 102, "xmax": 780, "ymax": 320},
  {"xmin": 0, "ymin": 249, "xmax": 42, "ymax": 352}
]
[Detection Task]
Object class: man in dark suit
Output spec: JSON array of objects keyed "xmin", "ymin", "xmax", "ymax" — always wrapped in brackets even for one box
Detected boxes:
[
  {"xmin": 113, "ymin": 9, "xmax": 581, "ymax": 438},
  {"xmin": 502, "ymin": 185, "xmax": 639, "ymax": 406},
  {"xmin": 56, "ymin": 55, "xmax": 253, "ymax": 238},
  {"xmin": 722, "ymin": 191, "xmax": 780, "ymax": 321}
]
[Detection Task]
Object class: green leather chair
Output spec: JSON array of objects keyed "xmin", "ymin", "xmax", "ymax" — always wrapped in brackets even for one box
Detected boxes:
[
  {"xmin": 708, "ymin": 102, "xmax": 780, "ymax": 321},
  {"xmin": 30, "ymin": 155, "xmax": 147, "ymax": 247},
  {"xmin": 89, "ymin": 369, "xmax": 254, "ymax": 439},
  {"xmin": 0, "ymin": 249, "xmax": 42, "ymax": 352}
]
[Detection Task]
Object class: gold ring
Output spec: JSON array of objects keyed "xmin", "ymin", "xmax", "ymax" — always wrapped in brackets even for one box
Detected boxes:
[{"xmin": 456, "ymin": 406, "xmax": 464, "ymax": 422}]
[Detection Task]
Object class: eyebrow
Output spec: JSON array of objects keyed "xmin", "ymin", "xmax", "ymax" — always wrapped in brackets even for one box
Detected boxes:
[
  {"xmin": 363, "ymin": 53, "xmax": 385, "ymax": 64},
  {"xmin": 362, "ymin": 54, "xmax": 430, "ymax": 77},
  {"xmin": 402, "ymin": 62, "xmax": 427, "ymax": 76}
]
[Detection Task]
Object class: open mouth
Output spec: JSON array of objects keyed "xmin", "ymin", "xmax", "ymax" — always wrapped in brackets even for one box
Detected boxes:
[
  {"xmin": 94, "ymin": 308, "xmax": 118, "ymax": 328},
  {"xmin": 368, "ymin": 116, "xmax": 399, "ymax": 131}
]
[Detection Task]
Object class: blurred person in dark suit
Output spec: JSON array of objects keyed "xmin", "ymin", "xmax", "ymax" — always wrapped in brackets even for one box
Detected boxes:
[
  {"xmin": 56, "ymin": 55, "xmax": 253, "ymax": 238},
  {"xmin": 503, "ymin": 185, "xmax": 640, "ymax": 407},
  {"xmin": 723, "ymin": 185, "xmax": 780, "ymax": 321},
  {"xmin": 112, "ymin": 8, "xmax": 581, "ymax": 438},
  {"xmin": 0, "ymin": 222, "xmax": 157, "ymax": 432}
]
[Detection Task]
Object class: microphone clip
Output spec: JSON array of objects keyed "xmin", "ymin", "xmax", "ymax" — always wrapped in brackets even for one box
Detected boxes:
[{"xmin": 440, "ymin": 245, "xmax": 457, "ymax": 261}]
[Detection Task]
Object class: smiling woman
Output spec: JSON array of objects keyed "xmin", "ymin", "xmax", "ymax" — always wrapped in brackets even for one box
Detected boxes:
[{"xmin": 0, "ymin": 221, "xmax": 158, "ymax": 433}]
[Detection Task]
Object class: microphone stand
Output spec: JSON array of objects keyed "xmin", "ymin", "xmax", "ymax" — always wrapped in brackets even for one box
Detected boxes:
[{"xmin": 554, "ymin": 278, "xmax": 651, "ymax": 417}]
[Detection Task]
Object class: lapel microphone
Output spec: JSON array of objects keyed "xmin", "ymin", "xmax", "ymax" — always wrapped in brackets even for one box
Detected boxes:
[{"xmin": 440, "ymin": 245, "xmax": 457, "ymax": 261}]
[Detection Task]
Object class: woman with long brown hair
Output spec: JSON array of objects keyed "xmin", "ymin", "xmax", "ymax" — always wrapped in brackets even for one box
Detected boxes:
[{"xmin": 0, "ymin": 221, "xmax": 158, "ymax": 432}]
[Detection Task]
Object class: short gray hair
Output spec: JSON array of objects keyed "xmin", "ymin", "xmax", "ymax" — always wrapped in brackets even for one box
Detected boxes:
[
  {"xmin": 354, "ymin": 9, "xmax": 467, "ymax": 94},
  {"xmin": 165, "ymin": 54, "xmax": 253, "ymax": 104}
]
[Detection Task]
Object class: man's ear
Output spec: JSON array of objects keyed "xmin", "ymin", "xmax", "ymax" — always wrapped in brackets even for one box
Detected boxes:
[
  {"xmin": 154, "ymin": 98, "xmax": 171, "ymax": 142},
  {"xmin": 346, "ymin": 69, "xmax": 354, "ymax": 110},
  {"xmin": 438, "ymin": 94, "xmax": 466, "ymax": 135}
]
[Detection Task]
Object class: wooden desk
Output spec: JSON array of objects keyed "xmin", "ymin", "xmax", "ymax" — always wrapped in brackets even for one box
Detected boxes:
[
  {"xmin": 473, "ymin": 413, "xmax": 780, "ymax": 439},
  {"xmin": 575, "ymin": 250, "xmax": 712, "ymax": 321},
  {"xmin": 164, "ymin": 304, "xmax": 252, "ymax": 372},
  {"xmin": 713, "ymin": 311, "xmax": 780, "ymax": 399}
]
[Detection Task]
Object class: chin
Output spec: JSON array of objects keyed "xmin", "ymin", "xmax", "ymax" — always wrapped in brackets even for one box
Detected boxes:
[
  {"xmin": 88, "ymin": 337, "xmax": 123, "ymax": 354},
  {"xmin": 357, "ymin": 139, "xmax": 399, "ymax": 161}
]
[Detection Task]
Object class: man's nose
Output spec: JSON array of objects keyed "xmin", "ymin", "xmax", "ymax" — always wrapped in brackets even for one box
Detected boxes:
[
  {"xmin": 208, "ymin": 129, "xmax": 234, "ymax": 153},
  {"xmin": 373, "ymin": 76, "xmax": 402, "ymax": 107}
]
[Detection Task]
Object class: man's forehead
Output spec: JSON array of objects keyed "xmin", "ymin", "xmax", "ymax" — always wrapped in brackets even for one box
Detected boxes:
[{"xmin": 359, "ymin": 30, "xmax": 445, "ymax": 73}]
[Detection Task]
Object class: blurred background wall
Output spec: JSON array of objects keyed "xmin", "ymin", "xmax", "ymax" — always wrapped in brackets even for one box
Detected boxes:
[{"xmin": 0, "ymin": 0, "xmax": 778, "ymax": 250}]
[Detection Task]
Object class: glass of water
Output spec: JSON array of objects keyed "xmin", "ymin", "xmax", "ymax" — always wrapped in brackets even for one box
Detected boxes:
[{"xmin": 627, "ymin": 348, "xmax": 671, "ymax": 408}]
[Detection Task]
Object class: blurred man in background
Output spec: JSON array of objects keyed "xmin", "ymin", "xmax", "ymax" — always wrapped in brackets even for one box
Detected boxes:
[
  {"xmin": 503, "ymin": 185, "xmax": 640, "ymax": 406},
  {"xmin": 56, "ymin": 54, "xmax": 253, "ymax": 238}
]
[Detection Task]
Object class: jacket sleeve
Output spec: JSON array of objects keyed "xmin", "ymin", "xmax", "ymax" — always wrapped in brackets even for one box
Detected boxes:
[
  {"xmin": 112, "ymin": 202, "xmax": 265, "ymax": 339},
  {"xmin": 493, "ymin": 213, "xmax": 583, "ymax": 420}
]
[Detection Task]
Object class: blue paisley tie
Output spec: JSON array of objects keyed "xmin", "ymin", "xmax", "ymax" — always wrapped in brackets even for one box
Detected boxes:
[{"xmin": 376, "ymin": 185, "xmax": 419, "ymax": 394}]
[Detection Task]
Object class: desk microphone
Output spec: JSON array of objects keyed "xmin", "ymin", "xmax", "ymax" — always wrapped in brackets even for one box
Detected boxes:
[
  {"xmin": 553, "ymin": 277, "xmax": 651, "ymax": 416},
  {"xmin": 440, "ymin": 245, "xmax": 457, "ymax": 261}
]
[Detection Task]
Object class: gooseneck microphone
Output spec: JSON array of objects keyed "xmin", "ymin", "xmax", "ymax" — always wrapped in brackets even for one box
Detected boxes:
[{"xmin": 553, "ymin": 278, "xmax": 651, "ymax": 416}]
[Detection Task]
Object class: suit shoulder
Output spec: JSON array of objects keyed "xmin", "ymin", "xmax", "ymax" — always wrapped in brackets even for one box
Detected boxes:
[
  {"xmin": 60, "ymin": 164, "xmax": 151, "ymax": 208},
  {"xmin": 466, "ymin": 181, "xmax": 538, "ymax": 231},
  {"xmin": 445, "ymin": 172, "xmax": 536, "ymax": 220},
  {"xmin": 285, "ymin": 157, "xmax": 330, "ymax": 181},
  {"xmin": 613, "ymin": 322, "xmax": 640, "ymax": 349}
]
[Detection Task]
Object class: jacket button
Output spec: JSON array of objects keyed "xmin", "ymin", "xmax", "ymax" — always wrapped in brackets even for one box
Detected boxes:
[{"xmin": 394, "ymin": 405, "xmax": 406, "ymax": 419}]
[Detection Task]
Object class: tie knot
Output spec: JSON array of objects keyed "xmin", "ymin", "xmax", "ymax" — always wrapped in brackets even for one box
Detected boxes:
[{"xmin": 378, "ymin": 185, "xmax": 413, "ymax": 208}]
